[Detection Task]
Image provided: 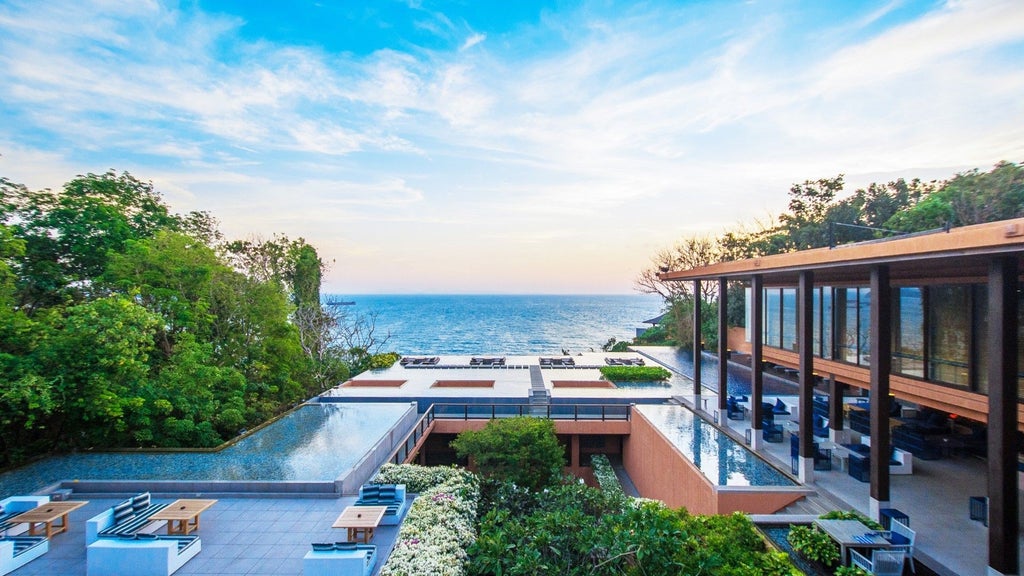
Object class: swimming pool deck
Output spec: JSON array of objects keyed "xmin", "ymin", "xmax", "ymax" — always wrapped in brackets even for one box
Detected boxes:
[{"xmin": 9, "ymin": 496, "xmax": 405, "ymax": 576}]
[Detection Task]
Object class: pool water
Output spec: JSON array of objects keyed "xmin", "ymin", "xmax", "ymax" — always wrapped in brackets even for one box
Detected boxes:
[
  {"xmin": 636, "ymin": 346, "xmax": 800, "ymax": 397},
  {"xmin": 637, "ymin": 404, "xmax": 796, "ymax": 487},
  {"xmin": 0, "ymin": 403, "xmax": 412, "ymax": 498}
]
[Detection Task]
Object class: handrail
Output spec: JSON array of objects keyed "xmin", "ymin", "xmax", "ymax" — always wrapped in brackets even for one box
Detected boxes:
[
  {"xmin": 430, "ymin": 403, "xmax": 631, "ymax": 422},
  {"xmin": 386, "ymin": 403, "xmax": 631, "ymax": 465},
  {"xmin": 387, "ymin": 405, "xmax": 436, "ymax": 465}
]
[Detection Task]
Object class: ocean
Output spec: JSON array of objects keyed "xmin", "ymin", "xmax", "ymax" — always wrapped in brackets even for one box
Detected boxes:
[{"xmin": 327, "ymin": 294, "xmax": 664, "ymax": 355}]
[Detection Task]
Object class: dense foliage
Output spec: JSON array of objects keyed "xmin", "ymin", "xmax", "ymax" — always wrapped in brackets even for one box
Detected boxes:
[
  {"xmin": 450, "ymin": 417, "xmax": 565, "ymax": 492},
  {"xmin": 0, "ymin": 171, "xmax": 391, "ymax": 466},
  {"xmin": 599, "ymin": 365, "xmax": 672, "ymax": 381},
  {"xmin": 787, "ymin": 525, "xmax": 840, "ymax": 568},
  {"xmin": 470, "ymin": 482, "xmax": 796, "ymax": 576},
  {"xmin": 375, "ymin": 464, "xmax": 480, "ymax": 576},
  {"xmin": 590, "ymin": 454, "xmax": 626, "ymax": 499},
  {"xmin": 635, "ymin": 161, "xmax": 1024, "ymax": 347}
]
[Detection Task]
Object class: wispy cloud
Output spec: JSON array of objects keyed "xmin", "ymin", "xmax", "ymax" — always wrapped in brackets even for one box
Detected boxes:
[{"xmin": 1, "ymin": 0, "xmax": 1022, "ymax": 293}]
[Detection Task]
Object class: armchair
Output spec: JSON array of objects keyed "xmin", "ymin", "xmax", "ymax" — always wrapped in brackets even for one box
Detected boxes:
[
  {"xmin": 850, "ymin": 549, "xmax": 905, "ymax": 576},
  {"xmin": 885, "ymin": 519, "xmax": 916, "ymax": 573}
]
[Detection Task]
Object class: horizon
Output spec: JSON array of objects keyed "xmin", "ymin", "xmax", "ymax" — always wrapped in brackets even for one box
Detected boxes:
[{"xmin": 1, "ymin": 0, "xmax": 1022, "ymax": 294}]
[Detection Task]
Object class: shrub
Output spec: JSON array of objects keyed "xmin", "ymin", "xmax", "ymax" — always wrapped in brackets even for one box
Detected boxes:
[
  {"xmin": 598, "ymin": 365, "xmax": 672, "ymax": 381},
  {"xmin": 817, "ymin": 509, "xmax": 883, "ymax": 531},
  {"xmin": 377, "ymin": 464, "xmax": 480, "ymax": 576},
  {"xmin": 835, "ymin": 565, "xmax": 871, "ymax": 576},
  {"xmin": 590, "ymin": 454, "xmax": 626, "ymax": 499},
  {"xmin": 787, "ymin": 524, "xmax": 840, "ymax": 567},
  {"xmin": 450, "ymin": 416, "xmax": 564, "ymax": 491}
]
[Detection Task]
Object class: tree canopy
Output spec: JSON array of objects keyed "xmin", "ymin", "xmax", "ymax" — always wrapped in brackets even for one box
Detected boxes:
[{"xmin": 0, "ymin": 170, "xmax": 393, "ymax": 467}]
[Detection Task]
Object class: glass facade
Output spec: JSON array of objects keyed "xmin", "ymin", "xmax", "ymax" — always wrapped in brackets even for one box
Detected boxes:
[
  {"xmin": 893, "ymin": 287, "xmax": 924, "ymax": 378},
  {"xmin": 781, "ymin": 288, "xmax": 797, "ymax": 351},
  {"xmin": 757, "ymin": 280, "xmax": 1023, "ymax": 400}
]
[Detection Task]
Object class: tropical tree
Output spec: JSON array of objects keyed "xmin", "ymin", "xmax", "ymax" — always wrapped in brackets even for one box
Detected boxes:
[{"xmin": 451, "ymin": 417, "xmax": 565, "ymax": 492}]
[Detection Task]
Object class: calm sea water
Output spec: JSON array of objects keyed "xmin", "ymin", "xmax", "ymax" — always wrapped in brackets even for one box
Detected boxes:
[{"xmin": 330, "ymin": 294, "xmax": 664, "ymax": 355}]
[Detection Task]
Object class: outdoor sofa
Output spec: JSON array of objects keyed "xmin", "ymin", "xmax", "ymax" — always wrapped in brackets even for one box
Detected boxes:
[
  {"xmin": 86, "ymin": 492, "xmax": 201, "ymax": 576},
  {"xmin": 304, "ymin": 541, "xmax": 377, "ymax": 576},
  {"xmin": 0, "ymin": 495, "xmax": 51, "ymax": 575},
  {"xmin": 355, "ymin": 484, "xmax": 407, "ymax": 526}
]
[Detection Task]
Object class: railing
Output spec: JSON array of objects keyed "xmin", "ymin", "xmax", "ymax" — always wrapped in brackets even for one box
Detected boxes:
[
  {"xmin": 387, "ymin": 405, "xmax": 436, "ymax": 465},
  {"xmin": 432, "ymin": 403, "xmax": 631, "ymax": 421},
  {"xmin": 386, "ymin": 403, "xmax": 631, "ymax": 465}
]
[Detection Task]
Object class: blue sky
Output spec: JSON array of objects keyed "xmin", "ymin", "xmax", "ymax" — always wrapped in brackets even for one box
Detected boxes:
[{"xmin": 1, "ymin": 0, "xmax": 1022, "ymax": 294}]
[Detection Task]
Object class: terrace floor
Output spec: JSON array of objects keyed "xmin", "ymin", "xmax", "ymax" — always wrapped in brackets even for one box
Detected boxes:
[
  {"xmin": 673, "ymin": 393, "xmax": 1023, "ymax": 576},
  {"xmin": 10, "ymin": 496, "xmax": 404, "ymax": 576}
]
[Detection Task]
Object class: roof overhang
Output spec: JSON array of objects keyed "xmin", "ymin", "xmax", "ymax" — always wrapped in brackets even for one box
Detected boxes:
[{"xmin": 658, "ymin": 218, "xmax": 1024, "ymax": 285}]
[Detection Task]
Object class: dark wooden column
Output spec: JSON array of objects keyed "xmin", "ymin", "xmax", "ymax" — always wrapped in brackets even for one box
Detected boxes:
[
  {"xmin": 869, "ymin": 265, "xmax": 892, "ymax": 517},
  {"xmin": 718, "ymin": 278, "xmax": 729, "ymax": 411},
  {"xmin": 693, "ymin": 279, "xmax": 702, "ymax": 398},
  {"xmin": 828, "ymin": 377, "xmax": 846, "ymax": 440},
  {"xmin": 987, "ymin": 256, "xmax": 1019, "ymax": 575},
  {"xmin": 798, "ymin": 270, "xmax": 815, "ymax": 480},
  {"xmin": 750, "ymin": 275, "xmax": 764, "ymax": 442}
]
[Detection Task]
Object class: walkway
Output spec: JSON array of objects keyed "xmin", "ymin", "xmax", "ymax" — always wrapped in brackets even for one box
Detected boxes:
[{"xmin": 11, "ymin": 496, "xmax": 404, "ymax": 576}]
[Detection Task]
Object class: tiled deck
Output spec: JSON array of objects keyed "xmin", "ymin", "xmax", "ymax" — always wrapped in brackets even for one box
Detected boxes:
[
  {"xmin": 10, "ymin": 496, "xmax": 404, "ymax": 576},
  {"xmin": 675, "ymin": 393, "xmax": 1023, "ymax": 576}
]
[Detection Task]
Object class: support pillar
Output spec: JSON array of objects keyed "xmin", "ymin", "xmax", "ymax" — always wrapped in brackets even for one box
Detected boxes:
[
  {"xmin": 571, "ymin": 435, "xmax": 581, "ymax": 469},
  {"xmin": 987, "ymin": 256, "xmax": 1019, "ymax": 576},
  {"xmin": 798, "ymin": 270, "xmax": 815, "ymax": 483},
  {"xmin": 750, "ymin": 275, "xmax": 764, "ymax": 450},
  {"xmin": 718, "ymin": 277, "xmax": 729, "ymax": 423},
  {"xmin": 693, "ymin": 279, "xmax": 702, "ymax": 398},
  {"xmin": 869, "ymin": 266, "xmax": 892, "ymax": 518},
  {"xmin": 828, "ymin": 376, "xmax": 849, "ymax": 444}
]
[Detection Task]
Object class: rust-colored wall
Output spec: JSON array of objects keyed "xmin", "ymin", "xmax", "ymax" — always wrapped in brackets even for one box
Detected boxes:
[
  {"xmin": 431, "ymin": 419, "xmax": 631, "ymax": 436},
  {"xmin": 623, "ymin": 409, "xmax": 717, "ymax": 514},
  {"xmin": 717, "ymin": 489, "xmax": 808, "ymax": 515}
]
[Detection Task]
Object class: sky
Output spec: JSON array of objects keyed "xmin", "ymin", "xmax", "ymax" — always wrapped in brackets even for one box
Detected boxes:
[{"xmin": 1, "ymin": 0, "xmax": 1022, "ymax": 295}]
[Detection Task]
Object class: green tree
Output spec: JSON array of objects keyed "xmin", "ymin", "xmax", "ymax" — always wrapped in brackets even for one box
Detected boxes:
[
  {"xmin": 451, "ymin": 417, "xmax": 565, "ymax": 491},
  {"xmin": 8, "ymin": 171, "xmax": 180, "ymax": 310},
  {"xmin": 34, "ymin": 296, "xmax": 161, "ymax": 447}
]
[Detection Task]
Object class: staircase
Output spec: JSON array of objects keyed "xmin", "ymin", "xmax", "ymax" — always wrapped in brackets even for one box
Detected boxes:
[{"xmin": 528, "ymin": 365, "xmax": 550, "ymax": 415}]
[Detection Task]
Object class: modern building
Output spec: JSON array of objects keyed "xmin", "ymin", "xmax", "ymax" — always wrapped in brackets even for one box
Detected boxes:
[{"xmin": 659, "ymin": 218, "xmax": 1024, "ymax": 576}]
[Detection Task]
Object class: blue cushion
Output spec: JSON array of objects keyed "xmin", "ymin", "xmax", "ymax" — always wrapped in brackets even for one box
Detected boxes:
[
  {"xmin": 311, "ymin": 542, "xmax": 334, "ymax": 551},
  {"xmin": 335, "ymin": 541, "xmax": 358, "ymax": 550},
  {"xmin": 774, "ymin": 398, "xmax": 786, "ymax": 410},
  {"xmin": 113, "ymin": 508, "xmax": 135, "ymax": 523},
  {"xmin": 131, "ymin": 492, "xmax": 151, "ymax": 511},
  {"xmin": 136, "ymin": 533, "xmax": 159, "ymax": 540},
  {"xmin": 118, "ymin": 533, "xmax": 137, "ymax": 540}
]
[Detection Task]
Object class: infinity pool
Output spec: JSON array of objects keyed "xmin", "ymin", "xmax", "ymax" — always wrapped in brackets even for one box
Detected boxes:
[
  {"xmin": 0, "ymin": 403, "xmax": 413, "ymax": 498},
  {"xmin": 637, "ymin": 404, "xmax": 795, "ymax": 487}
]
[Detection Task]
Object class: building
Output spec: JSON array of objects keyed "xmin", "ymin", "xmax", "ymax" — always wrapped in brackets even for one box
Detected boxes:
[{"xmin": 659, "ymin": 218, "xmax": 1023, "ymax": 576}]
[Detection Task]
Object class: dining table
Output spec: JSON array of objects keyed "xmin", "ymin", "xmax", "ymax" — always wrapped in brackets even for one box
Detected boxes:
[{"xmin": 813, "ymin": 518, "xmax": 893, "ymax": 565}]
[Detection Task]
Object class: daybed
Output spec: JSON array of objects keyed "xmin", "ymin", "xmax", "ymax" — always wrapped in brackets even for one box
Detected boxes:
[
  {"xmin": 304, "ymin": 542, "xmax": 377, "ymax": 576},
  {"xmin": 86, "ymin": 492, "xmax": 169, "ymax": 544},
  {"xmin": 87, "ymin": 534, "xmax": 200, "ymax": 576},
  {"xmin": 0, "ymin": 536, "xmax": 48, "ymax": 576},
  {"xmin": 355, "ymin": 484, "xmax": 407, "ymax": 526},
  {"xmin": 0, "ymin": 496, "xmax": 50, "ymax": 534}
]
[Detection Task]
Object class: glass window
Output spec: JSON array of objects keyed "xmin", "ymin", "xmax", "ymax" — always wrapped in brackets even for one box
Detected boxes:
[
  {"xmin": 765, "ymin": 288, "xmax": 781, "ymax": 348},
  {"xmin": 894, "ymin": 287, "xmax": 924, "ymax": 377},
  {"xmin": 821, "ymin": 288, "xmax": 833, "ymax": 360},
  {"xmin": 929, "ymin": 285, "xmax": 970, "ymax": 387},
  {"xmin": 835, "ymin": 288, "xmax": 859, "ymax": 363},
  {"xmin": 781, "ymin": 288, "xmax": 797, "ymax": 351},
  {"xmin": 973, "ymin": 285, "xmax": 988, "ymax": 394},
  {"xmin": 813, "ymin": 289, "xmax": 822, "ymax": 357},
  {"xmin": 858, "ymin": 287, "xmax": 871, "ymax": 366}
]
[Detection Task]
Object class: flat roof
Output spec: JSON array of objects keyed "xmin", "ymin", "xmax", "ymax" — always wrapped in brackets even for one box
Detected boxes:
[{"xmin": 659, "ymin": 218, "xmax": 1024, "ymax": 284}]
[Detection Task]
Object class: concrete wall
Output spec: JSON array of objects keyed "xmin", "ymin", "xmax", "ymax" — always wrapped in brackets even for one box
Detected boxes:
[{"xmin": 337, "ymin": 402, "xmax": 420, "ymax": 494}]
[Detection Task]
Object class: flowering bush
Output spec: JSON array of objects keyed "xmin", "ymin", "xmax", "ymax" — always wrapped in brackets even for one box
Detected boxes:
[
  {"xmin": 590, "ymin": 454, "xmax": 626, "ymax": 499},
  {"xmin": 377, "ymin": 464, "xmax": 480, "ymax": 576}
]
